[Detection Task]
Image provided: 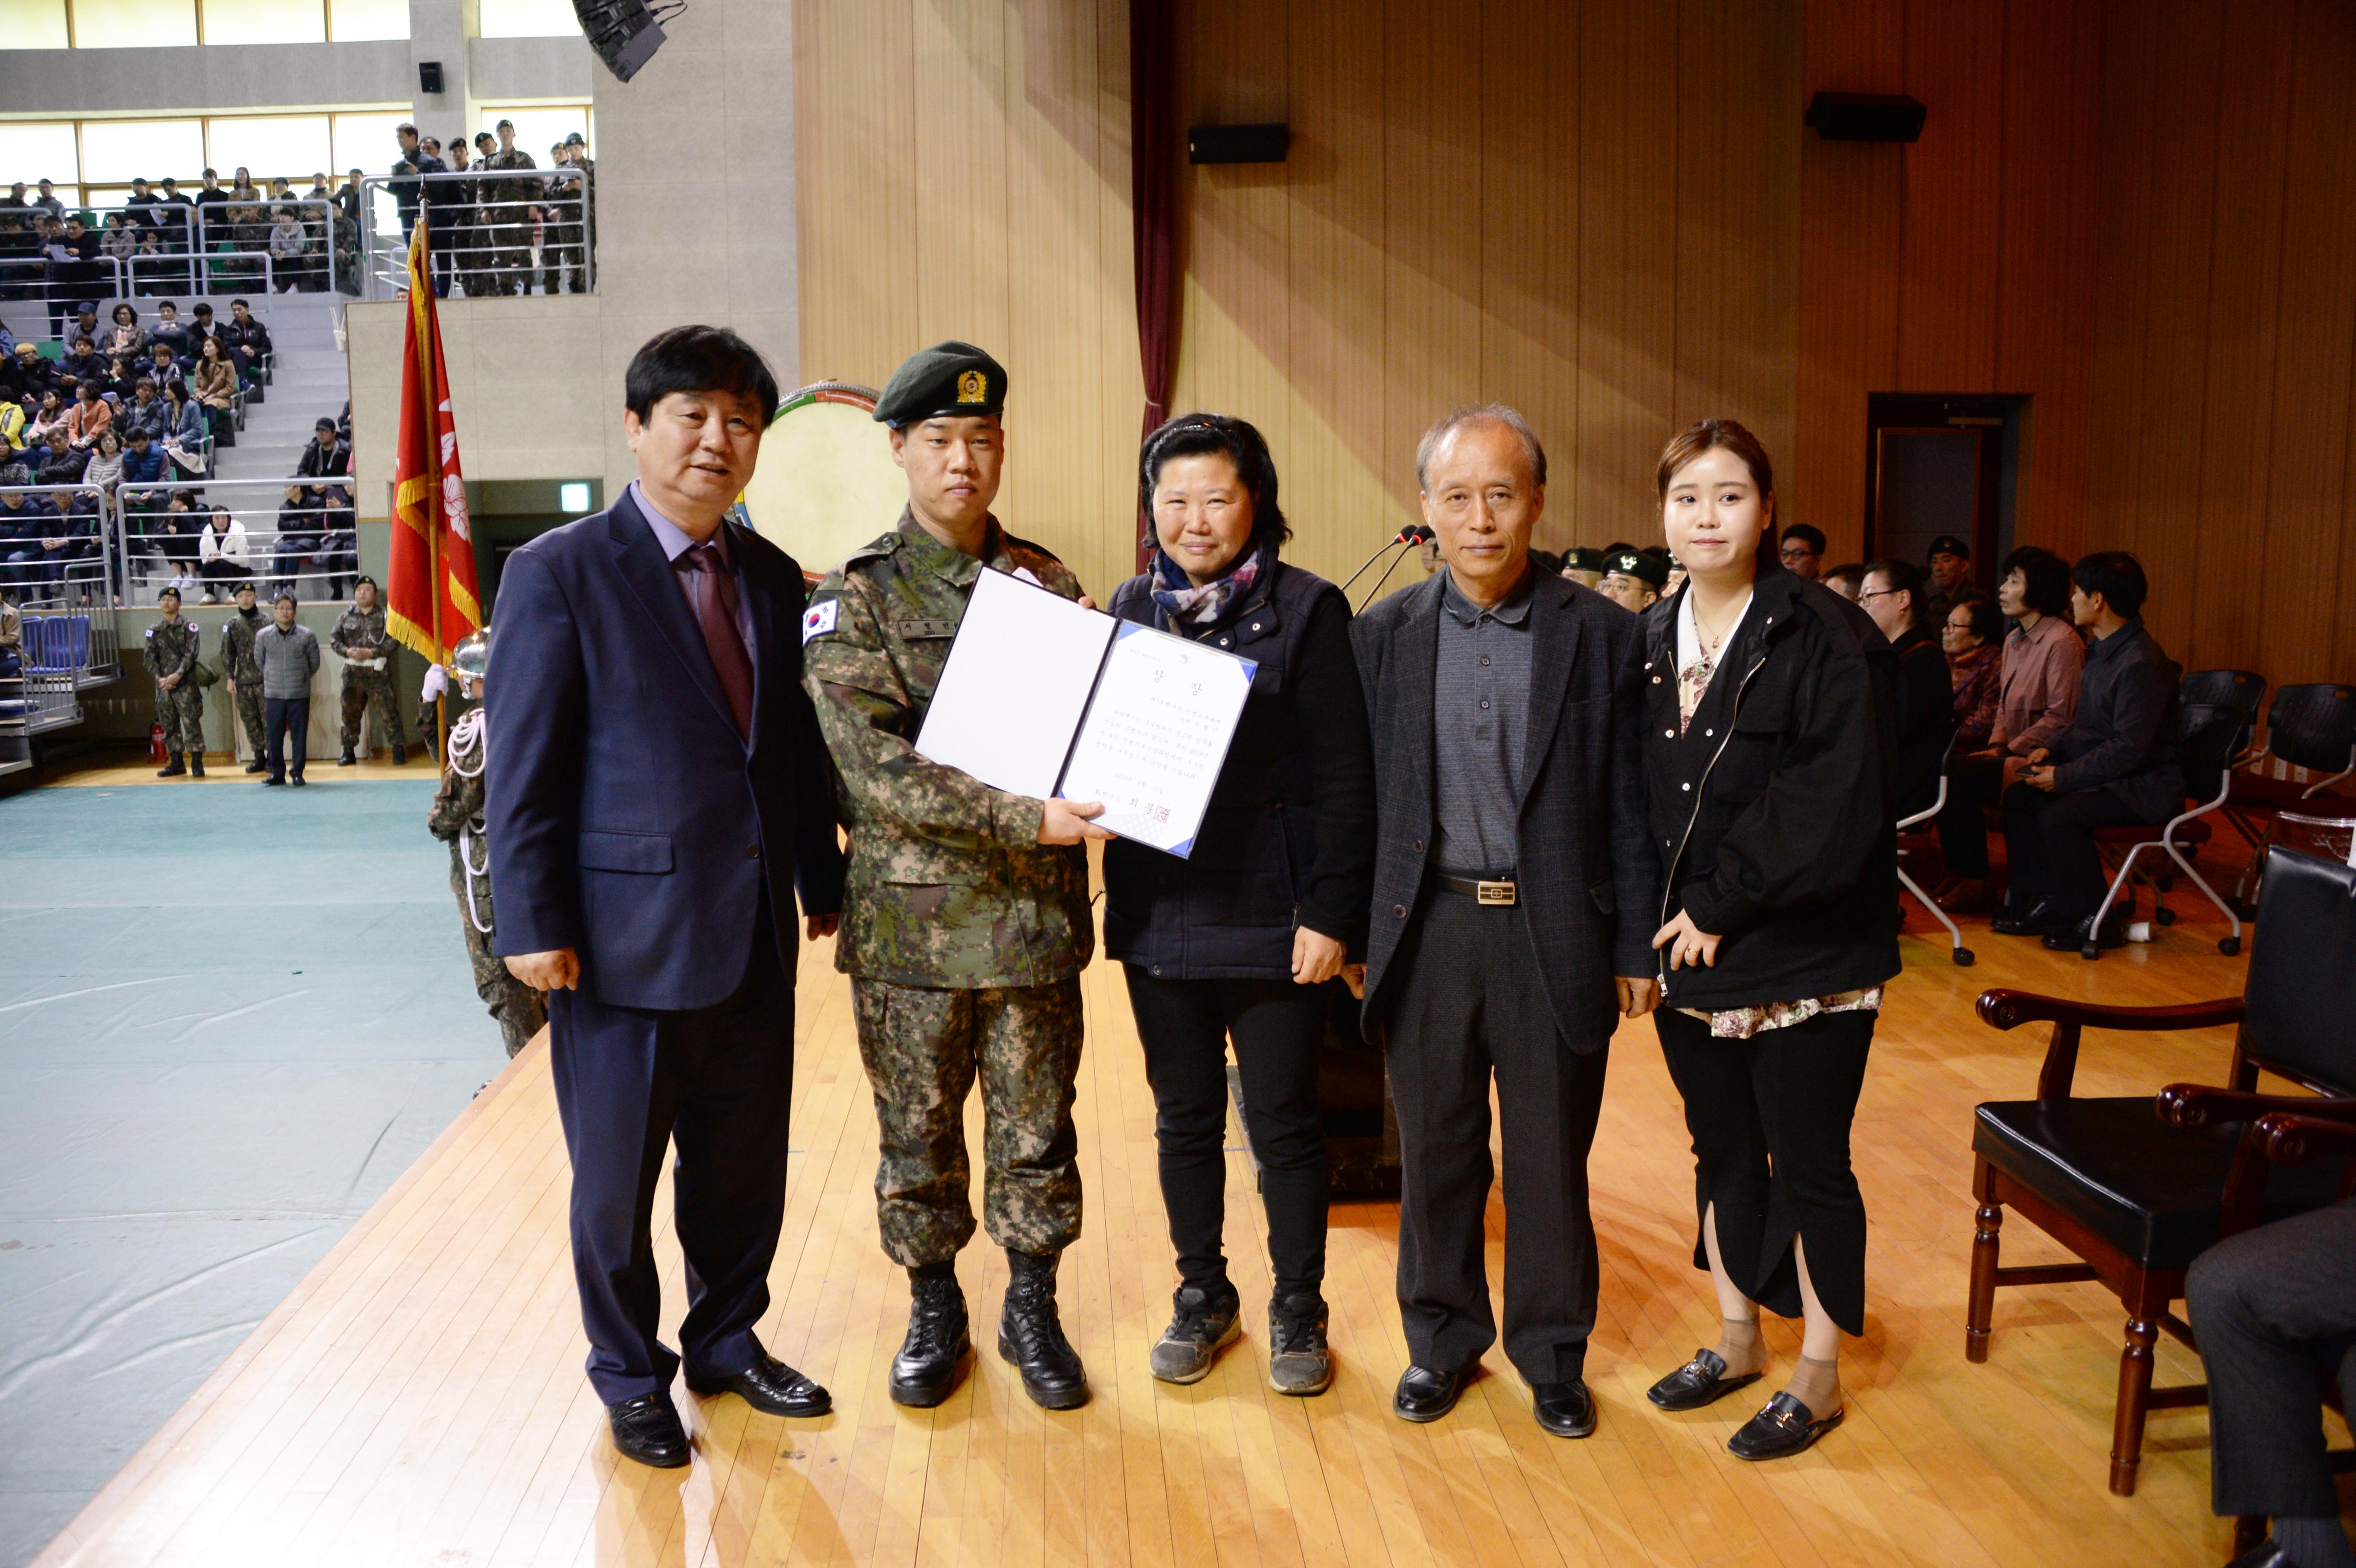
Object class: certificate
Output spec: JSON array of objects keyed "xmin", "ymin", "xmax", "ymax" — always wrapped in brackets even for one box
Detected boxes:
[{"xmin": 910, "ymin": 568, "xmax": 1256, "ymax": 857}]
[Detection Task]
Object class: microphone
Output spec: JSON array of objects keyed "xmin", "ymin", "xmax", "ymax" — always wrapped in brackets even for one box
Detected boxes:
[{"xmin": 1337, "ymin": 524, "xmax": 1434, "ymax": 596}]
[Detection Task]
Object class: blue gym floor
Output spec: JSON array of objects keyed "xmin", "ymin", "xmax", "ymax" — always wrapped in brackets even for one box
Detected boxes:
[{"xmin": 0, "ymin": 773, "xmax": 508, "ymax": 1567}]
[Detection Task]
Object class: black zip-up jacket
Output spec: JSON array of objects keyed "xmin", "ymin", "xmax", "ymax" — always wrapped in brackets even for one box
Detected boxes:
[
  {"xmin": 2045, "ymin": 615, "xmax": 2182, "ymax": 821},
  {"xmin": 1890, "ymin": 624, "xmax": 1954, "ymax": 817},
  {"xmin": 1632, "ymin": 566, "xmax": 1901, "ymax": 1011}
]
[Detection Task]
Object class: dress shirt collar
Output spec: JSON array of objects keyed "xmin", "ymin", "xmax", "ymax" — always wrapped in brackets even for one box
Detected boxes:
[
  {"xmin": 630, "ymin": 479, "xmax": 731, "ymax": 569},
  {"xmin": 1440, "ymin": 561, "xmax": 1535, "ymax": 626}
]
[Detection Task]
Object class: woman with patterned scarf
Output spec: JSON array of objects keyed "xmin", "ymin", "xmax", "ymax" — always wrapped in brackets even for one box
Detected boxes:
[{"xmin": 1100, "ymin": 413, "xmax": 1375, "ymax": 1399}]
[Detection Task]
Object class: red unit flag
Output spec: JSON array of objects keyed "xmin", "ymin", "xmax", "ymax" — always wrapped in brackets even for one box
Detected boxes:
[{"xmin": 386, "ymin": 213, "xmax": 482, "ymax": 664}]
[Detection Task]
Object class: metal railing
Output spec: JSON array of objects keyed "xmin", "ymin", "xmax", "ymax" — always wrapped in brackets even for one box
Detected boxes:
[
  {"xmin": 0, "ymin": 197, "xmax": 353, "ymax": 305},
  {"xmin": 115, "ymin": 474, "xmax": 360, "ymax": 606},
  {"xmin": 358, "ymin": 167, "xmax": 594, "ymax": 300}
]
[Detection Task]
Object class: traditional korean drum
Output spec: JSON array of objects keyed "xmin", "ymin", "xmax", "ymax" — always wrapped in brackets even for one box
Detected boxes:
[{"xmin": 736, "ymin": 381, "xmax": 906, "ymax": 583}]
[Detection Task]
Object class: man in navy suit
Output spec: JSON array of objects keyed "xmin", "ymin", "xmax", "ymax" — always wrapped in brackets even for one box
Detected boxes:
[{"xmin": 485, "ymin": 326, "xmax": 847, "ymax": 1468}]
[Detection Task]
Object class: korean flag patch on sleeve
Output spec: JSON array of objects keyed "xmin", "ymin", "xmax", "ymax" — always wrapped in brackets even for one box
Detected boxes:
[{"xmin": 801, "ymin": 599, "xmax": 839, "ymax": 645}]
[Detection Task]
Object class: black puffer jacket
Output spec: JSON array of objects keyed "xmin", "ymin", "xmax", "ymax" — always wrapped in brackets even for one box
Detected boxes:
[
  {"xmin": 1631, "ymin": 566, "xmax": 1901, "ymax": 1011},
  {"xmin": 1101, "ymin": 559, "xmax": 1375, "ymax": 980}
]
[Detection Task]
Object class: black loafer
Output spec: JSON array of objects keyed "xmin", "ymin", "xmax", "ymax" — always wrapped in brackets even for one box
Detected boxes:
[
  {"xmin": 2045, "ymin": 915, "xmax": 2127, "ymax": 952},
  {"xmin": 1992, "ymin": 900, "xmax": 2064, "ymax": 937},
  {"xmin": 2225, "ymin": 1541, "xmax": 2293, "ymax": 1568},
  {"xmin": 1727, "ymin": 1391, "xmax": 1843, "ymax": 1460},
  {"xmin": 685, "ymin": 1352, "xmax": 831, "ymax": 1417},
  {"xmin": 1529, "ymin": 1378, "xmax": 1596, "ymax": 1438},
  {"xmin": 606, "ymin": 1391, "xmax": 690, "ymax": 1468},
  {"xmin": 1393, "ymin": 1363, "xmax": 1468, "ymax": 1423},
  {"xmin": 1646, "ymin": 1348, "xmax": 1763, "ymax": 1412}
]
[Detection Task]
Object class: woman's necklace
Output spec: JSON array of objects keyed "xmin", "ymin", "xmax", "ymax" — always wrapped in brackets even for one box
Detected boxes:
[{"xmin": 1691, "ymin": 587, "xmax": 1751, "ymax": 660}]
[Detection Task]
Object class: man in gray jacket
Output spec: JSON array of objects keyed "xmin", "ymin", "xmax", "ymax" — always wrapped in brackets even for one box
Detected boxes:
[{"xmin": 252, "ymin": 588, "xmax": 320, "ymax": 785}]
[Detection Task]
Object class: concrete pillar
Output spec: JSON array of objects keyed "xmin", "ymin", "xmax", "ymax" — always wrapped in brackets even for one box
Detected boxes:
[{"xmin": 408, "ymin": 0, "xmax": 480, "ymax": 136}]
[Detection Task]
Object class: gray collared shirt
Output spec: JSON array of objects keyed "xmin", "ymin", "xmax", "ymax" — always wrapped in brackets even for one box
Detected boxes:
[{"xmin": 1432, "ymin": 565, "xmax": 1534, "ymax": 872}]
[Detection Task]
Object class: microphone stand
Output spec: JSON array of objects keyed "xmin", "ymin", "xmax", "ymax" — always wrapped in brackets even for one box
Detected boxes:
[
  {"xmin": 1353, "ymin": 542, "xmax": 1421, "ymax": 613},
  {"xmin": 1339, "ymin": 525, "xmax": 1434, "ymax": 611}
]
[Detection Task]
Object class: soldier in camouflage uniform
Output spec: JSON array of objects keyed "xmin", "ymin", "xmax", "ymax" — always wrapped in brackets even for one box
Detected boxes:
[
  {"xmin": 331, "ymin": 575, "xmax": 404, "ymax": 766},
  {"xmin": 478, "ymin": 121, "xmax": 538, "ymax": 294},
  {"xmin": 217, "ymin": 580, "xmax": 269, "ymax": 772},
  {"xmin": 803, "ymin": 342, "xmax": 1109, "ymax": 1413},
  {"xmin": 426, "ymin": 629, "xmax": 546, "ymax": 1057},
  {"xmin": 146, "ymin": 585, "xmax": 206, "ymax": 777}
]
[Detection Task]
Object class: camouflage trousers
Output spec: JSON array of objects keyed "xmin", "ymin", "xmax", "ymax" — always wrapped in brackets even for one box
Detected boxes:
[
  {"xmin": 153, "ymin": 682, "xmax": 204, "ymax": 755},
  {"xmin": 851, "ymin": 976, "xmax": 1085, "ymax": 1267},
  {"xmin": 450, "ymin": 840, "xmax": 547, "ymax": 1057},
  {"xmin": 227, "ymin": 681, "xmax": 266, "ymax": 758},
  {"xmin": 341, "ymin": 668, "xmax": 398, "ymax": 751}
]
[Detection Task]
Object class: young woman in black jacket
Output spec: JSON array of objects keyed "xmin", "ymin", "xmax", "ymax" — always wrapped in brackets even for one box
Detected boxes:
[
  {"xmin": 1632, "ymin": 419, "xmax": 1900, "ymax": 1460},
  {"xmin": 1101, "ymin": 414, "xmax": 1374, "ymax": 1397}
]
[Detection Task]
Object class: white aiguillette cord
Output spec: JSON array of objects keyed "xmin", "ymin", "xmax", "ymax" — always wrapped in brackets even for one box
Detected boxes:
[{"xmin": 448, "ymin": 707, "xmax": 493, "ymax": 933}]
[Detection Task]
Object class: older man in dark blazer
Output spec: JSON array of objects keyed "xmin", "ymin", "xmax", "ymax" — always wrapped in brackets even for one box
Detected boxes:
[
  {"xmin": 487, "ymin": 327, "xmax": 846, "ymax": 1469},
  {"xmin": 1351, "ymin": 405, "xmax": 1661, "ymax": 1437}
]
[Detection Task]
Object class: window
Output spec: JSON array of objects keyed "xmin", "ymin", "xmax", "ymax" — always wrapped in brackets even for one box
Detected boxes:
[
  {"xmin": 476, "ymin": 0, "xmax": 577, "ymax": 38},
  {"xmin": 0, "ymin": 0, "xmax": 70, "ymax": 49},
  {"xmin": 207, "ymin": 115, "xmax": 332, "ymax": 188},
  {"xmin": 330, "ymin": 111, "xmax": 412, "ymax": 180},
  {"xmin": 66, "ymin": 0, "xmax": 197, "ymax": 47},
  {"xmin": 80, "ymin": 119, "xmax": 206, "ymax": 186},
  {"xmin": 0, "ymin": 122, "xmax": 82, "ymax": 201},
  {"xmin": 326, "ymin": 0, "xmax": 401, "ymax": 39},
  {"xmin": 199, "ymin": 0, "xmax": 323, "ymax": 44},
  {"xmin": 477, "ymin": 105, "xmax": 593, "ymax": 162}
]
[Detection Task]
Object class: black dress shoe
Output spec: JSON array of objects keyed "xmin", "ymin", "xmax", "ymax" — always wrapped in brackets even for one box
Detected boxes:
[
  {"xmin": 1991, "ymin": 900, "xmax": 2064, "ymax": 936},
  {"xmin": 2224, "ymin": 1541, "xmax": 2292, "ymax": 1568},
  {"xmin": 685, "ymin": 1351, "xmax": 831, "ymax": 1417},
  {"xmin": 2045, "ymin": 914, "xmax": 2127, "ymax": 953},
  {"xmin": 1727, "ymin": 1391, "xmax": 1844, "ymax": 1460},
  {"xmin": 890, "ymin": 1265, "xmax": 971, "ymax": 1408},
  {"xmin": 1392, "ymin": 1363, "xmax": 1469, "ymax": 1423},
  {"xmin": 243, "ymin": 759, "xmax": 265, "ymax": 774},
  {"xmin": 998, "ymin": 1248, "xmax": 1089, "ymax": 1409},
  {"xmin": 1646, "ymin": 1348, "xmax": 1763, "ymax": 1412},
  {"xmin": 1530, "ymin": 1379, "xmax": 1597, "ymax": 1438},
  {"xmin": 606, "ymin": 1392, "xmax": 690, "ymax": 1468}
]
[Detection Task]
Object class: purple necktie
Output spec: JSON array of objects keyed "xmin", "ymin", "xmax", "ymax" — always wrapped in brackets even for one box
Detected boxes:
[{"xmin": 685, "ymin": 541, "xmax": 754, "ymax": 741}]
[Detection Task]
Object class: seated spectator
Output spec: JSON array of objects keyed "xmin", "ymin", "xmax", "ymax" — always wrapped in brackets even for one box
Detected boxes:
[
  {"xmin": 100, "ymin": 212, "xmax": 138, "ymax": 274},
  {"xmin": 273, "ymin": 483, "xmax": 322, "ymax": 597},
  {"xmin": 61, "ymin": 335, "xmax": 105, "ymax": 391},
  {"xmin": 148, "ymin": 301, "xmax": 189, "ymax": 360},
  {"xmin": 223, "ymin": 299, "xmax": 273, "ymax": 383},
  {"xmin": 296, "ymin": 416, "xmax": 349, "ymax": 482},
  {"xmin": 118, "ymin": 425, "xmax": 166, "ymax": 492},
  {"xmin": 1937, "ymin": 545, "xmax": 2083, "ymax": 912},
  {"xmin": 33, "ymin": 427, "xmax": 86, "ymax": 487},
  {"xmin": 1944, "ymin": 596, "xmax": 2006, "ymax": 753},
  {"xmin": 1861, "ymin": 559, "xmax": 1955, "ymax": 818},
  {"xmin": 0, "ymin": 474, "xmax": 52, "ymax": 592},
  {"xmin": 1596, "ymin": 544, "xmax": 1666, "ymax": 614},
  {"xmin": 81, "ymin": 427, "xmax": 123, "ymax": 494},
  {"xmin": 1822, "ymin": 561, "xmax": 1864, "ymax": 600},
  {"xmin": 144, "ymin": 340, "xmax": 187, "ymax": 392},
  {"xmin": 26, "ymin": 391, "xmax": 70, "ymax": 446},
  {"xmin": 1925, "ymin": 533, "xmax": 1975, "ymax": 622},
  {"xmin": 1995, "ymin": 551, "xmax": 2182, "ymax": 950},
  {"xmin": 191, "ymin": 338, "xmax": 237, "ymax": 445},
  {"xmin": 313, "ymin": 483, "xmax": 357, "ymax": 599},
  {"xmin": 103, "ymin": 302, "xmax": 147, "ymax": 363},
  {"xmin": 267, "ymin": 210, "xmax": 309, "ymax": 291},
  {"xmin": 11, "ymin": 342, "xmax": 58, "ymax": 400},
  {"xmin": 0, "ymin": 394, "xmax": 22, "ymax": 457},
  {"xmin": 160, "ymin": 379, "xmax": 208, "ymax": 476},
  {"xmin": 1777, "ymin": 522, "xmax": 1825, "ymax": 581},
  {"xmin": 121, "ymin": 377, "xmax": 167, "ymax": 444},
  {"xmin": 147, "ymin": 487, "xmax": 203, "ymax": 589},
  {"xmin": 26, "ymin": 485, "xmax": 100, "ymax": 599},
  {"xmin": 186, "ymin": 302, "xmax": 226, "ymax": 362},
  {"xmin": 131, "ymin": 228, "xmax": 167, "ymax": 295},
  {"xmin": 2184, "ymin": 1198, "xmax": 2356, "ymax": 1568},
  {"xmin": 63, "ymin": 381, "xmax": 111, "ymax": 450},
  {"xmin": 197, "ymin": 504, "xmax": 250, "ymax": 602},
  {"xmin": 103, "ymin": 354, "xmax": 141, "ymax": 403}
]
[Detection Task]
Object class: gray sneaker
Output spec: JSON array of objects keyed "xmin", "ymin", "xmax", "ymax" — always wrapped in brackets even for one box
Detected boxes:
[
  {"xmin": 1267, "ymin": 1292, "xmax": 1333, "ymax": 1395},
  {"xmin": 1149, "ymin": 1284, "xmax": 1240, "ymax": 1384}
]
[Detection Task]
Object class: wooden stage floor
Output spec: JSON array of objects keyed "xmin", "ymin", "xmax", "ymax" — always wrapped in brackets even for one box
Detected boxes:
[{"xmin": 36, "ymin": 898, "xmax": 2336, "ymax": 1567}]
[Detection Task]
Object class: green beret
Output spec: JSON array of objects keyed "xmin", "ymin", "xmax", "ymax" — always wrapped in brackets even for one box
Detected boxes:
[
  {"xmin": 873, "ymin": 340, "xmax": 1007, "ymax": 425},
  {"xmin": 1603, "ymin": 547, "xmax": 1668, "ymax": 588},
  {"xmin": 1565, "ymin": 545, "xmax": 1605, "ymax": 572}
]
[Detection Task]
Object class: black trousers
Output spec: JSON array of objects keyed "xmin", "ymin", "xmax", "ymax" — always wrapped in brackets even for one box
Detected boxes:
[
  {"xmin": 1654, "ymin": 1006, "xmax": 1874, "ymax": 1335},
  {"xmin": 1935, "ymin": 753, "xmax": 2004, "ymax": 880},
  {"xmin": 1382, "ymin": 892, "xmax": 1608, "ymax": 1384},
  {"xmin": 2002, "ymin": 782, "xmax": 2148, "ymax": 922},
  {"xmin": 263, "ymin": 696, "xmax": 307, "ymax": 781},
  {"xmin": 547, "ymin": 896, "xmax": 795, "ymax": 1405},
  {"xmin": 2186, "ymin": 1197, "xmax": 2356, "ymax": 1519},
  {"xmin": 1122, "ymin": 967, "xmax": 1329, "ymax": 1300}
]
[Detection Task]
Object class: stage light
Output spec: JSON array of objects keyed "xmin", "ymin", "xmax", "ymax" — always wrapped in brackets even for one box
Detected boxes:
[{"xmin": 572, "ymin": 0, "xmax": 670, "ymax": 83}]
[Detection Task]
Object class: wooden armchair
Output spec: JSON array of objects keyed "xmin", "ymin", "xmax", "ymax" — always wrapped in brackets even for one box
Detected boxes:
[{"xmin": 1964, "ymin": 847, "xmax": 2356, "ymax": 1497}]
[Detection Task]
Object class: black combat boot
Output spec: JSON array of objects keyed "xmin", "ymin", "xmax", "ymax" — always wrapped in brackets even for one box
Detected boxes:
[
  {"xmin": 392, "ymin": 743, "xmax": 407, "ymax": 765},
  {"xmin": 338, "ymin": 747, "xmax": 357, "ymax": 766},
  {"xmin": 998, "ymin": 1248, "xmax": 1088, "ymax": 1409},
  {"xmin": 156, "ymin": 753, "xmax": 185, "ymax": 778},
  {"xmin": 244, "ymin": 759, "xmax": 265, "ymax": 774},
  {"xmin": 889, "ymin": 1260, "xmax": 971, "ymax": 1408},
  {"xmin": 188, "ymin": 753, "xmax": 205, "ymax": 777}
]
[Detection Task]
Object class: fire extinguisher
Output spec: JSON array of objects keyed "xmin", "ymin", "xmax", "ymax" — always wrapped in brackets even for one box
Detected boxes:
[{"xmin": 149, "ymin": 722, "xmax": 166, "ymax": 765}]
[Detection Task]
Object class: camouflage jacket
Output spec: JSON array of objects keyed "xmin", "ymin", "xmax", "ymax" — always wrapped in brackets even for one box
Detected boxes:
[
  {"xmin": 478, "ymin": 149, "xmax": 538, "ymax": 212},
  {"xmin": 331, "ymin": 603, "xmax": 389, "ymax": 667},
  {"xmin": 427, "ymin": 706, "xmax": 485, "ymax": 843},
  {"xmin": 803, "ymin": 509, "xmax": 1094, "ymax": 988},
  {"xmin": 145, "ymin": 616, "xmax": 199, "ymax": 684},
  {"xmin": 219, "ymin": 608, "xmax": 265, "ymax": 683}
]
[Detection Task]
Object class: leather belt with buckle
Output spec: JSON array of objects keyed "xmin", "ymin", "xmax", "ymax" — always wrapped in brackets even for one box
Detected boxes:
[{"xmin": 1437, "ymin": 872, "xmax": 1517, "ymax": 906}]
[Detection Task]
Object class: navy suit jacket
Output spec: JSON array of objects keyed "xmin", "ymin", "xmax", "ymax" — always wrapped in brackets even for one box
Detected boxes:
[{"xmin": 485, "ymin": 490, "xmax": 847, "ymax": 1012}]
